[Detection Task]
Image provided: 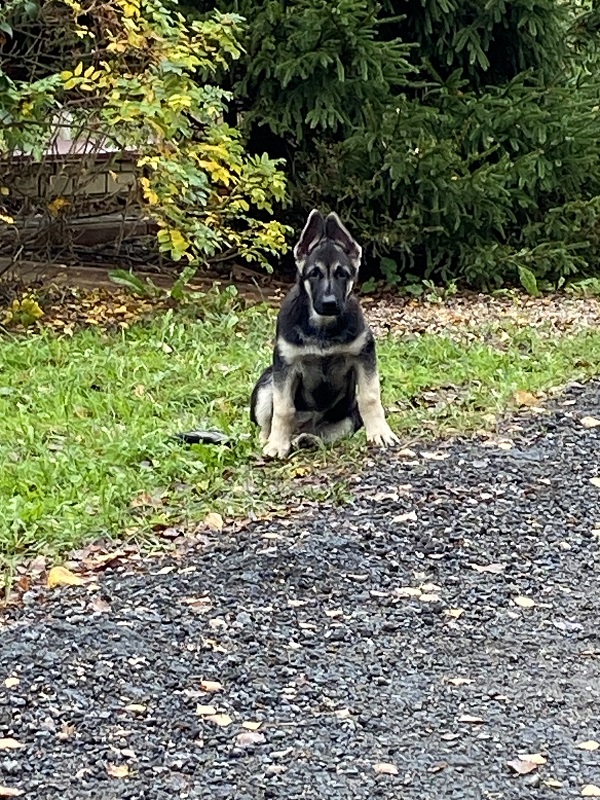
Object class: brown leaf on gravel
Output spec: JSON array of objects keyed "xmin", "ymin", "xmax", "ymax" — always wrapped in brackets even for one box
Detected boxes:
[
  {"xmin": 470, "ymin": 562, "xmax": 505, "ymax": 574},
  {"xmin": 241, "ymin": 721, "xmax": 262, "ymax": 731},
  {"xmin": 582, "ymin": 786, "xmax": 600, "ymax": 797},
  {"xmin": 195, "ymin": 704, "xmax": 217, "ymax": 716},
  {"xmin": 458, "ymin": 714, "xmax": 485, "ymax": 724},
  {"xmin": 514, "ymin": 390, "xmax": 541, "ymax": 407},
  {"xmin": 519, "ymin": 753, "xmax": 547, "ymax": 765},
  {"xmin": 47, "ymin": 565, "xmax": 84, "ymax": 588},
  {"xmin": 0, "ymin": 739, "xmax": 24, "ymax": 751},
  {"xmin": 205, "ymin": 714, "xmax": 233, "ymax": 727},
  {"xmin": 123, "ymin": 704, "xmax": 146, "ymax": 714},
  {"xmin": 200, "ymin": 680, "xmax": 223, "ymax": 693},
  {"xmin": 106, "ymin": 763, "xmax": 129, "ymax": 778},
  {"xmin": 507, "ymin": 758, "xmax": 543, "ymax": 775},
  {"xmin": 4, "ymin": 677, "xmax": 19, "ymax": 689},
  {"xmin": 82, "ymin": 550, "xmax": 128, "ymax": 570},
  {"xmin": 429, "ymin": 761, "xmax": 449, "ymax": 773},
  {"xmin": 57, "ymin": 723, "xmax": 76, "ymax": 741},
  {"xmin": 445, "ymin": 608, "xmax": 464, "ymax": 619},
  {"xmin": 0, "ymin": 787, "xmax": 25, "ymax": 797},
  {"xmin": 235, "ymin": 731, "xmax": 266, "ymax": 748},
  {"xmin": 205, "ymin": 512, "xmax": 224, "ymax": 532},
  {"xmin": 182, "ymin": 596, "xmax": 212, "ymax": 613},
  {"xmin": 590, "ymin": 478, "xmax": 600, "ymax": 489},
  {"xmin": 374, "ymin": 762, "xmax": 399, "ymax": 776},
  {"xmin": 89, "ymin": 596, "xmax": 111, "ymax": 614},
  {"xmin": 544, "ymin": 779, "xmax": 563, "ymax": 789},
  {"xmin": 577, "ymin": 740, "xmax": 600, "ymax": 751}
]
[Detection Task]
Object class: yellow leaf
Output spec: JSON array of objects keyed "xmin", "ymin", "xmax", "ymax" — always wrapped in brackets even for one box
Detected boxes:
[
  {"xmin": 84, "ymin": 65, "xmax": 95, "ymax": 78},
  {"xmin": 0, "ymin": 214, "xmax": 14, "ymax": 225},
  {"xmin": 206, "ymin": 714, "xmax": 232, "ymax": 727},
  {"xmin": 200, "ymin": 680, "xmax": 223, "ymax": 693},
  {"xmin": 513, "ymin": 390, "xmax": 540, "ymax": 407},
  {"xmin": 205, "ymin": 512, "xmax": 224, "ymax": 532},
  {"xmin": 582, "ymin": 786, "xmax": 600, "ymax": 797},
  {"xmin": 74, "ymin": 61, "xmax": 83, "ymax": 76},
  {"xmin": 47, "ymin": 566, "xmax": 84, "ymax": 588},
  {"xmin": 123, "ymin": 704, "xmax": 146, "ymax": 714},
  {"xmin": 577, "ymin": 740, "xmax": 600, "ymax": 751},
  {"xmin": 195, "ymin": 704, "xmax": 217, "ymax": 716},
  {"xmin": 106, "ymin": 763, "xmax": 129, "ymax": 778},
  {"xmin": 241, "ymin": 721, "xmax": 262, "ymax": 731},
  {"xmin": 0, "ymin": 739, "xmax": 24, "ymax": 751},
  {"xmin": 513, "ymin": 595, "xmax": 535, "ymax": 609}
]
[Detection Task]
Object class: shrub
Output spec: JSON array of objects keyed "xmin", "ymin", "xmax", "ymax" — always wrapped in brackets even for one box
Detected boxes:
[{"xmin": 0, "ymin": 0, "xmax": 290, "ymax": 269}]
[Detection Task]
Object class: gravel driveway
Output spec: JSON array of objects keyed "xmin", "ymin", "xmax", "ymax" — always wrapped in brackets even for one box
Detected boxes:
[{"xmin": 2, "ymin": 381, "xmax": 600, "ymax": 799}]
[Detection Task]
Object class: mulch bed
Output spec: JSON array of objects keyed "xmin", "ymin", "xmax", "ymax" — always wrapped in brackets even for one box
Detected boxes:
[{"xmin": 2, "ymin": 381, "xmax": 600, "ymax": 798}]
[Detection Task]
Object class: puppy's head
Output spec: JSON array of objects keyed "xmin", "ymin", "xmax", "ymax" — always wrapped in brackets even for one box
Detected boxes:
[{"xmin": 293, "ymin": 209, "xmax": 362, "ymax": 320}]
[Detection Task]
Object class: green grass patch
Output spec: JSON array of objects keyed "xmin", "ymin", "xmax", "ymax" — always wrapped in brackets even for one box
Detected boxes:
[{"xmin": 2, "ymin": 288, "xmax": 600, "ymax": 578}]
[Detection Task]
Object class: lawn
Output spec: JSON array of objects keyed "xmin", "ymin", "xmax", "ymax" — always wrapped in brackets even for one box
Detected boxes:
[{"xmin": 2, "ymin": 286, "xmax": 600, "ymax": 581}]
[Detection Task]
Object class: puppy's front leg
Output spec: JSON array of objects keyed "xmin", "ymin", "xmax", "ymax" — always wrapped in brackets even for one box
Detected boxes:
[
  {"xmin": 356, "ymin": 336, "xmax": 399, "ymax": 448},
  {"xmin": 263, "ymin": 360, "xmax": 296, "ymax": 459}
]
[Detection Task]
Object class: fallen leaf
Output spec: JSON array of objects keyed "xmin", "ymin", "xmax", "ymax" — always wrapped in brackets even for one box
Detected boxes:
[
  {"xmin": 447, "ymin": 677, "xmax": 474, "ymax": 686},
  {"xmin": 57, "ymin": 723, "xmax": 76, "ymax": 741},
  {"xmin": 445, "ymin": 608, "xmax": 465, "ymax": 619},
  {"xmin": 419, "ymin": 593, "xmax": 441, "ymax": 603},
  {"xmin": 544, "ymin": 779, "xmax": 563, "ymax": 789},
  {"xmin": 235, "ymin": 731, "xmax": 266, "ymax": 748},
  {"xmin": 83, "ymin": 550, "xmax": 127, "ymax": 570},
  {"xmin": 590, "ymin": 478, "xmax": 600, "ymax": 489},
  {"xmin": 577, "ymin": 740, "xmax": 600, "ymax": 751},
  {"xmin": 200, "ymin": 680, "xmax": 223, "ymax": 693},
  {"xmin": 458, "ymin": 714, "xmax": 485, "ymax": 724},
  {"xmin": 392, "ymin": 511, "xmax": 418, "ymax": 523},
  {"xmin": 205, "ymin": 714, "xmax": 232, "ymax": 727},
  {"xmin": 581, "ymin": 417, "xmax": 600, "ymax": 429},
  {"xmin": 514, "ymin": 390, "xmax": 539, "ymax": 407},
  {"xmin": 47, "ymin": 565, "xmax": 84, "ymax": 588},
  {"xmin": 324, "ymin": 608, "xmax": 343, "ymax": 618},
  {"xmin": 397, "ymin": 448, "xmax": 417, "ymax": 458},
  {"xmin": 373, "ymin": 762, "xmax": 399, "ymax": 776},
  {"xmin": 195, "ymin": 704, "xmax": 217, "ymax": 716},
  {"xmin": 507, "ymin": 758, "xmax": 541, "ymax": 775},
  {"xmin": 4, "ymin": 678, "xmax": 19, "ymax": 689},
  {"xmin": 182, "ymin": 596, "xmax": 212, "ymax": 612},
  {"xmin": 134, "ymin": 384, "xmax": 145, "ymax": 398},
  {"xmin": 514, "ymin": 595, "xmax": 536, "ymax": 609},
  {"xmin": 429, "ymin": 761, "xmax": 449, "ymax": 773},
  {"xmin": 205, "ymin": 512, "xmax": 224, "ymax": 532},
  {"xmin": 241, "ymin": 721, "xmax": 262, "ymax": 731},
  {"xmin": 106, "ymin": 763, "xmax": 129, "ymax": 778},
  {"xmin": 90, "ymin": 597, "xmax": 111, "ymax": 614},
  {"xmin": 420, "ymin": 451, "xmax": 449, "ymax": 461},
  {"xmin": 582, "ymin": 786, "xmax": 600, "ymax": 797},
  {"xmin": 470, "ymin": 562, "xmax": 505, "ymax": 574},
  {"xmin": 394, "ymin": 587, "xmax": 422, "ymax": 598},
  {"xmin": 123, "ymin": 704, "xmax": 146, "ymax": 714},
  {"xmin": 0, "ymin": 788, "xmax": 24, "ymax": 798},
  {"xmin": 0, "ymin": 739, "xmax": 24, "ymax": 751},
  {"xmin": 518, "ymin": 753, "xmax": 547, "ymax": 765}
]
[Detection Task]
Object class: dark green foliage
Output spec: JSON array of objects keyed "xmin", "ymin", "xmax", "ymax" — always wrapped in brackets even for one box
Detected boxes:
[{"xmin": 186, "ymin": 0, "xmax": 600, "ymax": 289}]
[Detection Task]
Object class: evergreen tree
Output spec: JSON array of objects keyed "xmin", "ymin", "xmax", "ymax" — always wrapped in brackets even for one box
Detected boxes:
[{"xmin": 186, "ymin": 0, "xmax": 600, "ymax": 289}]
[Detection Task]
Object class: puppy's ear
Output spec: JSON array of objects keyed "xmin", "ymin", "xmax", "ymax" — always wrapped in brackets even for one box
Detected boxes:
[
  {"xmin": 294, "ymin": 209, "xmax": 325, "ymax": 268},
  {"xmin": 325, "ymin": 212, "xmax": 362, "ymax": 269}
]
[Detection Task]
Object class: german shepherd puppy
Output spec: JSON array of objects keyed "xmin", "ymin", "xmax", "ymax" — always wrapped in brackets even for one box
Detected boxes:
[{"xmin": 250, "ymin": 209, "xmax": 399, "ymax": 459}]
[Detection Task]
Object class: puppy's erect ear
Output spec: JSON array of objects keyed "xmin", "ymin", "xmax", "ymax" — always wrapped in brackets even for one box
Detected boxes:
[
  {"xmin": 294, "ymin": 209, "xmax": 325, "ymax": 268},
  {"xmin": 325, "ymin": 212, "xmax": 362, "ymax": 269}
]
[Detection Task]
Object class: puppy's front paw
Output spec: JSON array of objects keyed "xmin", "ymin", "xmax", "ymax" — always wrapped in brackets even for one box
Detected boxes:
[
  {"xmin": 366, "ymin": 423, "xmax": 400, "ymax": 449},
  {"xmin": 263, "ymin": 436, "xmax": 292, "ymax": 459}
]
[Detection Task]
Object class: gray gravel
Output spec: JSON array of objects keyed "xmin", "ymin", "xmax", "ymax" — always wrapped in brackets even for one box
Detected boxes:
[{"xmin": 2, "ymin": 381, "xmax": 600, "ymax": 799}]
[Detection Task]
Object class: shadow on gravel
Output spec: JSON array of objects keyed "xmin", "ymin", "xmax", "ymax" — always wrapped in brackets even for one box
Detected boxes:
[{"xmin": 2, "ymin": 381, "xmax": 600, "ymax": 799}]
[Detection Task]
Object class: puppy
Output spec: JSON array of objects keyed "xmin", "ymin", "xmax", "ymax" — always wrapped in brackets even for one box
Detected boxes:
[{"xmin": 250, "ymin": 209, "xmax": 399, "ymax": 459}]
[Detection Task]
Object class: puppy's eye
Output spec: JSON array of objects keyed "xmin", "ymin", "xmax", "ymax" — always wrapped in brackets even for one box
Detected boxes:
[
  {"xmin": 308, "ymin": 268, "xmax": 322, "ymax": 279},
  {"xmin": 335, "ymin": 267, "xmax": 350, "ymax": 279}
]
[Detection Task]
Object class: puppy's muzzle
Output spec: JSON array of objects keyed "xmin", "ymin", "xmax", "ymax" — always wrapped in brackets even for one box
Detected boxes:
[{"xmin": 316, "ymin": 294, "xmax": 342, "ymax": 316}]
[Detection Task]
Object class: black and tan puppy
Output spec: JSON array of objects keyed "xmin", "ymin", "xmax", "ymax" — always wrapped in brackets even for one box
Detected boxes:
[{"xmin": 250, "ymin": 209, "xmax": 399, "ymax": 459}]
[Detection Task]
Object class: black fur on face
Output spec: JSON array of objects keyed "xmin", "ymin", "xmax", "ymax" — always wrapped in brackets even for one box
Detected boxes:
[{"xmin": 293, "ymin": 210, "xmax": 362, "ymax": 319}]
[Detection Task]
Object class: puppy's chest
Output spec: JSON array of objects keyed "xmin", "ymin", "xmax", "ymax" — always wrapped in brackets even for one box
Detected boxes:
[{"xmin": 298, "ymin": 355, "xmax": 352, "ymax": 391}]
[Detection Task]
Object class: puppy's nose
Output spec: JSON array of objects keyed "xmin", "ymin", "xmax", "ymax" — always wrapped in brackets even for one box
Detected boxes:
[{"xmin": 321, "ymin": 295, "xmax": 339, "ymax": 315}]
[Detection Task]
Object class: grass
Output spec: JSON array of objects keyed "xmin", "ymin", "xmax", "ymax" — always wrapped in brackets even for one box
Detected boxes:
[{"xmin": 2, "ymin": 285, "xmax": 600, "ymax": 580}]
